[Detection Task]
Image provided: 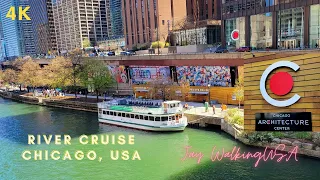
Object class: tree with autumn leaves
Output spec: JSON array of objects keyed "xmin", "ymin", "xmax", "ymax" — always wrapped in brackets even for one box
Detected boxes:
[
  {"xmin": 1, "ymin": 69, "xmax": 18, "ymax": 88},
  {"xmin": 43, "ymin": 57, "xmax": 74, "ymax": 89},
  {"xmin": 234, "ymin": 76, "xmax": 244, "ymax": 109}
]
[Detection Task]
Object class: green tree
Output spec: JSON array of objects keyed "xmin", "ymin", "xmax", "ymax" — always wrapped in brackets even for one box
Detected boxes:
[
  {"xmin": 234, "ymin": 76, "xmax": 244, "ymax": 109},
  {"xmin": 82, "ymin": 38, "xmax": 91, "ymax": 48},
  {"xmin": 69, "ymin": 48, "xmax": 84, "ymax": 97},
  {"xmin": 79, "ymin": 60, "xmax": 115, "ymax": 102}
]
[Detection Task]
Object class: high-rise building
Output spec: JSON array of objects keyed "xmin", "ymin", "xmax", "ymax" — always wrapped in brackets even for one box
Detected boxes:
[
  {"xmin": 52, "ymin": 0, "xmax": 112, "ymax": 52},
  {"xmin": 0, "ymin": 0, "xmax": 36, "ymax": 59},
  {"xmin": 186, "ymin": 0, "xmax": 221, "ymax": 21},
  {"xmin": 110, "ymin": 0, "xmax": 123, "ymax": 38},
  {"xmin": 221, "ymin": 0, "xmax": 320, "ymax": 49},
  {"xmin": 0, "ymin": 14, "xmax": 6, "ymax": 61},
  {"xmin": 122, "ymin": 0, "xmax": 187, "ymax": 49},
  {"xmin": 28, "ymin": 0, "xmax": 56, "ymax": 54},
  {"xmin": 172, "ymin": 0, "xmax": 221, "ymax": 46}
]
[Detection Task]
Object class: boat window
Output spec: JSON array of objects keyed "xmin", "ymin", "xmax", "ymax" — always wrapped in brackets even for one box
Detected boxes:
[
  {"xmin": 140, "ymin": 115, "xmax": 143, "ymax": 120},
  {"xmin": 149, "ymin": 116, "xmax": 154, "ymax": 121},
  {"xmin": 144, "ymin": 116, "xmax": 148, "ymax": 120},
  {"xmin": 103, "ymin": 111, "xmax": 106, "ymax": 114},
  {"xmin": 172, "ymin": 116, "xmax": 175, "ymax": 120},
  {"xmin": 107, "ymin": 111, "xmax": 110, "ymax": 115},
  {"xmin": 161, "ymin": 116, "xmax": 168, "ymax": 121},
  {"xmin": 99, "ymin": 108, "xmax": 102, "ymax": 114},
  {"xmin": 126, "ymin": 114, "xmax": 130, "ymax": 118},
  {"xmin": 155, "ymin": 117, "xmax": 160, "ymax": 121},
  {"xmin": 122, "ymin": 113, "xmax": 125, "ymax": 117},
  {"xmin": 135, "ymin": 115, "xmax": 139, "ymax": 119},
  {"xmin": 110, "ymin": 111, "xmax": 114, "ymax": 116},
  {"xmin": 131, "ymin": 114, "xmax": 134, "ymax": 118},
  {"xmin": 118, "ymin": 112, "xmax": 121, "ymax": 117}
]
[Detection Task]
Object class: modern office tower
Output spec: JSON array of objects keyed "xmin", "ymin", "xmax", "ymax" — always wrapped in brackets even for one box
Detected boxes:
[
  {"xmin": 0, "ymin": 0, "xmax": 36, "ymax": 59},
  {"xmin": 52, "ymin": 0, "xmax": 112, "ymax": 52},
  {"xmin": 122, "ymin": 0, "xmax": 187, "ymax": 49},
  {"xmin": 110, "ymin": 0, "xmax": 123, "ymax": 38},
  {"xmin": 221, "ymin": 0, "xmax": 320, "ymax": 49},
  {"xmin": 28, "ymin": 0, "xmax": 56, "ymax": 54},
  {"xmin": 0, "ymin": 15, "xmax": 5, "ymax": 61}
]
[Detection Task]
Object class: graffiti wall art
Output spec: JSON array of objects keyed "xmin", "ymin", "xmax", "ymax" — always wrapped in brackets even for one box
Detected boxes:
[
  {"xmin": 177, "ymin": 66, "xmax": 231, "ymax": 87},
  {"xmin": 107, "ymin": 65, "xmax": 128, "ymax": 83},
  {"xmin": 129, "ymin": 66, "xmax": 171, "ymax": 84}
]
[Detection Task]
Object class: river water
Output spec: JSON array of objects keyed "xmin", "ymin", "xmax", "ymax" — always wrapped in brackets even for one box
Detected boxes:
[{"xmin": 0, "ymin": 97, "xmax": 319, "ymax": 180}]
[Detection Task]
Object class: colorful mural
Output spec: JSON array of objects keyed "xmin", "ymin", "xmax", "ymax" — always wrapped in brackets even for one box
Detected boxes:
[
  {"xmin": 107, "ymin": 65, "xmax": 128, "ymax": 83},
  {"xmin": 129, "ymin": 66, "xmax": 171, "ymax": 84},
  {"xmin": 177, "ymin": 66, "xmax": 231, "ymax": 87}
]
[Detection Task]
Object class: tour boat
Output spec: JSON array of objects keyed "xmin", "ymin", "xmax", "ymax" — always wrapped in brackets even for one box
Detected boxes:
[{"xmin": 97, "ymin": 99, "xmax": 188, "ymax": 131}]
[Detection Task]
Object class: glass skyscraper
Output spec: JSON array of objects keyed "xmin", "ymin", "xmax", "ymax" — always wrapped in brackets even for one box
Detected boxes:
[
  {"xmin": 110, "ymin": 0, "xmax": 123, "ymax": 38},
  {"xmin": 28, "ymin": 0, "xmax": 56, "ymax": 54},
  {"xmin": 0, "ymin": 0, "xmax": 36, "ymax": 59},
  {"xmin": 0, "ymin": 0, "xmax": 23, "ymax": 59},
  {"xmin": 0, "ymin": 13, "xmax": 6, "ymax": 61}
]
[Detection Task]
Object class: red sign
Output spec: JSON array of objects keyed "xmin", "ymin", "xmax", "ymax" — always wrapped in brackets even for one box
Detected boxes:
[{"xmin": 231, "ymin": 30, "xmax": 239, "ymax": 41}]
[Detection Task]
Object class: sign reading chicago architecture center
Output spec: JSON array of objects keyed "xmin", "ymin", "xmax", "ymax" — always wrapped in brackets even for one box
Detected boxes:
[
  {"xmin": 256, "ymin": 112, "xmax": 312, "ymax": 131},
  {"xmin": 256, "ymin": 61, "xmax": 312, "ymax": 131}
]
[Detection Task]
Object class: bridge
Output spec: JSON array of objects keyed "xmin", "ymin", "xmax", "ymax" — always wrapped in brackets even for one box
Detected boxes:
[{"xmin": 3, "ymin": 50, "xmax": 319, "ymax": 68}]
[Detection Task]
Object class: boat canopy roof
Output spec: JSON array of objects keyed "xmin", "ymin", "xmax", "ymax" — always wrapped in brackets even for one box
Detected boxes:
[{"xmin": 164, "ymin": 100, "xmax": 181, "ymax": 104}]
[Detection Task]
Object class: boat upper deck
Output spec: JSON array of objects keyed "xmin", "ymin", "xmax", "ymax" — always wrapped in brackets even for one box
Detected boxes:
[{"xmin": 98, "ymin": 99, "xmax": 183, "ymax": 115}]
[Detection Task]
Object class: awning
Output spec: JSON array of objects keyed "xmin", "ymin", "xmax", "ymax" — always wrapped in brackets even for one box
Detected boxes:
[{"xmin": 189, "ymin": 91, "xmax": 209, "ymax": 95}]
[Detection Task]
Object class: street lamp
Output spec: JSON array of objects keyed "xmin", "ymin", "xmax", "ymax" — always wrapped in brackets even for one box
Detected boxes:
[{"xmin": 207, "ymin": 84, "xmax": 211, "ymax": 104}]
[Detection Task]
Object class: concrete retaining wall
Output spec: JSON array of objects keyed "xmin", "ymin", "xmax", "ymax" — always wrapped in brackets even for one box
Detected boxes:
[{"xmin": 0, "ymin": 91, "xmax": 97, "ymax": 112}]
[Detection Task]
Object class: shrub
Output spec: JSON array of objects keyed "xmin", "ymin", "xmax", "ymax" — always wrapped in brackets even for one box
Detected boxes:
[
  {"xmin": 272, "ymin": 132, "xmax": 285, "ymax": 138},
  {"xmin": 224, "ymin": 108, "xmax": 244, "ymax": 125},
  {"xmin": 231, "ymin": 114, "xmax": 244, "ymax": 125},
  {"xmin": 132, "ymin": 46, "xmax": 138, "ymax": 51},
  {"xmin": 245, "ymin": 132, "xmax": 274, "ymax": 144},
  {"xmin": 151, "ymin": 41, "xmax": 164, "ymax": 48},
  {"xmin": 294, "ymin": 132, "xmax": 312, "ymax": 140},
  {"xmin": 137, "ymin": 43, "xmax": 149, "ymax": 50},
  {"xmin": 151, "ymin": 41, "xmax": 170, "ymax": 48},
  {"xmin": 227, "ymin": 108, "xmax": 238, "ymax": 117}
]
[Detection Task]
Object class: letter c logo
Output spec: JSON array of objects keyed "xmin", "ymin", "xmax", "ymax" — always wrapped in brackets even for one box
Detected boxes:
[{"xmin": 260, "ymin": 61, "xmax": 300, "ymax": 107}]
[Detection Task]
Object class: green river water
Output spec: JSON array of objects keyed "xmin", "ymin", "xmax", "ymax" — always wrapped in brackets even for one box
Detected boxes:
[{"xmin": 0, "ymin": 97, "xmax": 319, "ymax": 180}]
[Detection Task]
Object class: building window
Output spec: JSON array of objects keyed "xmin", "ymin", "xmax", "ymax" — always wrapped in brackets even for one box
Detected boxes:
[
  {"xmin": 310, "ymin": 4, "xmax": 320, "ymax": 48},
  {"xmin": 250, "ymin": 13, "xmax": 273, "ymax": 49},
  {"xmin": 277, "ymin": 7, "xmax": 304, "ymax": 49}
]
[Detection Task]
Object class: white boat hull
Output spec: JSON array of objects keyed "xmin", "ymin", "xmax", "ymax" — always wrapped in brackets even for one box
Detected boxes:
[{"xmin": 99, "ymin": 118, "xmax": 187, "ymax": 132}]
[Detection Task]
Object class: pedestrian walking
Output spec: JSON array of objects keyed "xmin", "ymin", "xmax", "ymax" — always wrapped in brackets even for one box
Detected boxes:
[{"xmin": 212, "ymin": 104, "xmax": 216, "ymax": 115}]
